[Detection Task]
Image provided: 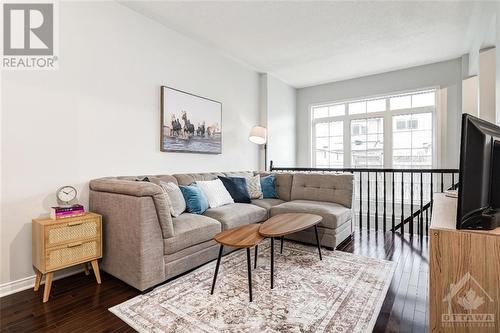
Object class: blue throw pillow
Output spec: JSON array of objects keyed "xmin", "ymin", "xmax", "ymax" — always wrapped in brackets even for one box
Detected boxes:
[
  {"xmin": 218, "ymin": 176, "xmax": 251, "ymax": 203},
  {"xmin": 179, "ymin": 184, "xmax": 209, "ymax": 214},
  {"xmin": 261, "ymin": 175, "xmax": 278, "ymax": 199}
]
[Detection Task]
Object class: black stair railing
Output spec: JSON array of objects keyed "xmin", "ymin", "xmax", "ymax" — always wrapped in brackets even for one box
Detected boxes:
[
  {"xmin": 269, "ymin": 161, "xmax": 459, "ymax": 237},
  {"xmin": 393, "ymin": 180, "xmax": 459, "ymax": 234}
]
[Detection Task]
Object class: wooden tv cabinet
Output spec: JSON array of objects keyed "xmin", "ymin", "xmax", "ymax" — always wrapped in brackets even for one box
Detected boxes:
[{"xmin": 429, "ymin": 194, "xmax": 500, "ymax": 332}]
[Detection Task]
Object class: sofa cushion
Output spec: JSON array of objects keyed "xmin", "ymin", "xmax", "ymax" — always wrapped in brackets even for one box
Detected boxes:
[
  {"xmin": 251, "ymin": 198, "xmax": 285, "ymax": 219},
  {"xmin": 173, "ymin": 172, "xmax": 224, "ymax": 186},
  {"xmin": 251, "ymin": 198, "xmax": 285, "ymax": 211},
  {"xmin": 290, "ymin": 173, "xmax": 353, "ymax": 208},
  {"xmin": 203, "ymin": 203, "xmax": 267, "ymax": 230},
  {"xmin": 259, "ymin": 172, "xmax": 293, "ymax": 201},
  {"xmin": 223, "ymin": 171, "xmax": 254, "ymax": 178},
  {"xmin": 149, "ymin": 175, "xmax": 179, "ymax": 185},
  {"xmin": 164, "ymin": 214, "xmax": 221, "ymax": 254},
  {"xmin": 270, "ymin": 200, "xmax": 352, "ymax": 229},
  {"xmin": 284, "ymin": 221, "xmax": 353, "ymax": 249}
]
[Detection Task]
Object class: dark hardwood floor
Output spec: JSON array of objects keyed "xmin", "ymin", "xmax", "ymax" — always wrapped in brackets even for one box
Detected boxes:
[
  {"xmin": 341, "ymin": 230, "xmax": 429, "ymax": 333},
  {"xmin": 1, "ymin": 230, "xmax": 429, "ymax": 333}
]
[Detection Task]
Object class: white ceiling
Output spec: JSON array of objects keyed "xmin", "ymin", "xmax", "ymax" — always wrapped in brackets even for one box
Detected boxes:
[{"xmin": 120, "ymin": 1, "xmax": 496, "ymax": 88}]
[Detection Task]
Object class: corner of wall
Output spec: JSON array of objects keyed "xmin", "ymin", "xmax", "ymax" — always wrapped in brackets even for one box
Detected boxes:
[
  {"xmin": 258, "ymin": 73, "xmax": 297, "ymax": 168},
  {"xmin": 258, "ymin": 73, "xmax": 269, "ymax": 127}
]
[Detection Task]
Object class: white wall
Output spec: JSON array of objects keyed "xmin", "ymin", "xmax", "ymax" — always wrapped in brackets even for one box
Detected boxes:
[
  {"xmin": 462, "ymin": 76, "xmax": 479, "ymax": 117},
  {"xmin": 296, "ymin": 59, "xmax": 463, "ymax": 168},
  {"xmin": 0, "ymin": 1, "xmax": 260, "ymax": 287},
  {"xmin": 479, "ymin": 48, "xmax": 497, "ymax": 123},
  {"xmin": 265, "ymin": 74, "xmax": 296, "ymax": 167},
  {"xmin": 256, "ymin": 74, "xmax": 268, "ymax": 170}
]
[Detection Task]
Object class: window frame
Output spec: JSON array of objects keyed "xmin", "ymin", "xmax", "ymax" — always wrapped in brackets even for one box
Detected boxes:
[
  {"xmin": 310, "ymin": 88, "xmax": 438, "ymax": 169},
  {"xmin": 313, "ymin": 119, "xmax": 345, "ymax": 168},
  {"xmin": 391, "ymin": 111, "xmax": 434, "ymax": 169},
  {"xmin": 350, "ymin": 116, "xmax": 385, "ymax": 168}
]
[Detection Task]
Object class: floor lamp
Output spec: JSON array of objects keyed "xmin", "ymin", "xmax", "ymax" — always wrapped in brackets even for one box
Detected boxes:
[{"xmin": 249, "ymin": 126, "xmax": 267, "ymax": 171}]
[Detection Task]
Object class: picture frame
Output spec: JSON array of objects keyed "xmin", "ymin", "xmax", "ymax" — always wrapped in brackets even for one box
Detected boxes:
[{"xmin": 160, "ymin": 86, "xmax": 222, "ymax": 154}]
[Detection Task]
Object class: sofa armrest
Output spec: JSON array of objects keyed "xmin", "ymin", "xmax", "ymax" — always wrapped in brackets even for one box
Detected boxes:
[
  {"xmin": 89, "ymin": 178, "xmax": 163, "ymax": 197},
  {"xmin": 89, "ymin": 190, "xmax": 166, "ymax": 290},
  {"xmin": 89, "ymin": 177, "xmax": 174, "ymax": 239}
]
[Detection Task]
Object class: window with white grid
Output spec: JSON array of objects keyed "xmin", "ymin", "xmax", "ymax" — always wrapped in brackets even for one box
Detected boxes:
[
  {"xmin": 314, "ymin": 120, "xmax": 344, "ymax": 168},
  {"xmin": 311, "ymin": 89, "xmax": 436, "ymax": 168}
]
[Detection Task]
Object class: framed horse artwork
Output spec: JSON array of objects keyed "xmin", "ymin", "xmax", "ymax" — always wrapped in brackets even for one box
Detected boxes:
[{"xmin": 160, "ymin": 86, "xmax": 222, "ymax": 154}]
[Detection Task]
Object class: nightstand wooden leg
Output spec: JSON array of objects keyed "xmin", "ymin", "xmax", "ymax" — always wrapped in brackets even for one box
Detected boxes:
[
  {"xmin": 90, "ymin": 260, "xmax": 101, "ymax": 284},
  {"xmin": 43, "ymin": 272, "xmax": 53, "ymax": 303},
  {"xmin": 34, "ymin": 270, "xmax": 42, "ymax": 291},
  {"xmin": 82, "ymin": 263, "xmax": 90, "ymax": 275}
]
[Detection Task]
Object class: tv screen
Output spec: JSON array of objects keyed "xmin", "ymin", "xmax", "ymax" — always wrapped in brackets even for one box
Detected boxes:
[{"xmin": 457, "ymin": 114, "xmax": 500, "ymax": 230}]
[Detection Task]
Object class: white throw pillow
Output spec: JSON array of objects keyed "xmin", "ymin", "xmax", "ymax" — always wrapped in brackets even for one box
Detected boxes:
[
  {"xmin": 246, "ymin": 175, "xmax": 263, "ymax": 199},
  {"xmin": 159, "ymin": 181, "xmax": 186, "ymax": 217},
  {"xmin": 196, "ymin": 179, "xmax": 234, "ymax": 208}
]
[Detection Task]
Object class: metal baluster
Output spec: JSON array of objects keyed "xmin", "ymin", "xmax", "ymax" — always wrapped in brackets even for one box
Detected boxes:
[
  {"xmin": 420, "ymin": 172, "xmax": 423, "ymax": 236},
  {"xmin": 392, "ymin": 172, "xmax": 395, "ymax": 232},
  {"xmin": 383, "ymin": 172, "xmax": 387, "ymax": 233},
  {"xmin": 425, "ymin": 205, "xmax": 429, "ymax": 235},
  {"xmin": 401, "ymin": 172, "xmax": 404, "ymax": 235},
  {"xmin": 267, "ymin": 166, "xmax": 461, "ymax": 236},
  {"xmin": 430, "ymin": 173, "xmax": 434, "ymax": 215},
  {"xmin": 367, "ymin": 172, "xmax": 371, "ymax": 230},
  {"xmin": 441, "ymin": 172, "xmax": 444, "ymax": 192},
  {"xmin": 375, "ymin": 172, "xmax": 378, "ymax": 232},
  {"xmin": 359, "ymin": 172, "xmax": 363, "ymax": 230},
  {"xmin": 410, "ymin": 172, "xmax": 414, "ymax": 237}
]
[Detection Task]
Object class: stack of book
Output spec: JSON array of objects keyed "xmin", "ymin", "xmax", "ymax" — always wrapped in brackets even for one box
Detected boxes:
[{"xmin": 50, "ymin": 205, "xmax": 85, "ymax": 220}]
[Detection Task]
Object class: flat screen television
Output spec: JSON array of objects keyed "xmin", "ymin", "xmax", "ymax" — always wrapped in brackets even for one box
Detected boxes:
[{"xmin": 457, "ymin": 113, "xmax": 500, "ymax": 230}]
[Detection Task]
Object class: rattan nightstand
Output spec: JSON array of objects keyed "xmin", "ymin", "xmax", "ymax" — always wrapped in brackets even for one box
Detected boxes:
[{"xmin": 32, "ymin": 212, "xmax": 102, "ymax": 302}]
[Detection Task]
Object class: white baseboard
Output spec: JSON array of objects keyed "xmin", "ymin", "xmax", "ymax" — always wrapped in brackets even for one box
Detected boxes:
[
  {"xmin": 0, "ymin": 275, "xmax": 36, "ymax": 298},
  {"xmin": 0, "ymin": 267, "xmax": 84, "ymax": 298}
]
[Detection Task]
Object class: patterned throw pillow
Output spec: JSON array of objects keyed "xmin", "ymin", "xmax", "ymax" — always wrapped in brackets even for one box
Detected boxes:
[
  {"xmin": 159, "ymin": 181, "xmax": 186, "ymax": 217},
  {"xmin": 196, "ymin": 179, "xmax": 234, "ymax": 208},
  {"xmin": 246, "ymin": 175, "xmax": 262, "ymax": 199}
]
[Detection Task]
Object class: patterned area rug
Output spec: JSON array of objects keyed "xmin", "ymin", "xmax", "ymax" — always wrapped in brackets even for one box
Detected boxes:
[{"xmin": 110, "ymin": 240, "xmax": 395, "ymax": 332}]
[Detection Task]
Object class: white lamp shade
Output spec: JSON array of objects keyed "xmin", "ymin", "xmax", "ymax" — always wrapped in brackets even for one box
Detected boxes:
[{"xmin": 249, "ymin": 126, "xmax": 267, "ymax": 145}]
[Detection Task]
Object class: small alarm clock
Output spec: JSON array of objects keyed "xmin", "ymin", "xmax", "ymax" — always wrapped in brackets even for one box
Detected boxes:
[{"xmin": 56, "ymin": 186, "xmax": 78, "ymax": 206}]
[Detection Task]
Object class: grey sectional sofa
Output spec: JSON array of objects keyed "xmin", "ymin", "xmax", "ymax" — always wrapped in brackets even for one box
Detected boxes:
[{"xmin": 89, "ymin": 171, "xmax": 353, "ymax": 291}]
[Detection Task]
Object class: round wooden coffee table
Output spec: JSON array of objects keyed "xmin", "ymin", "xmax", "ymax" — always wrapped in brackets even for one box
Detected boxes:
[
  {"xmin": 259, "ymin": 213, "xmax": 323, "ymax": 289},
  {"xmin": 211, "ymin": 224, "xmax": 264, "ymax": 302}
]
